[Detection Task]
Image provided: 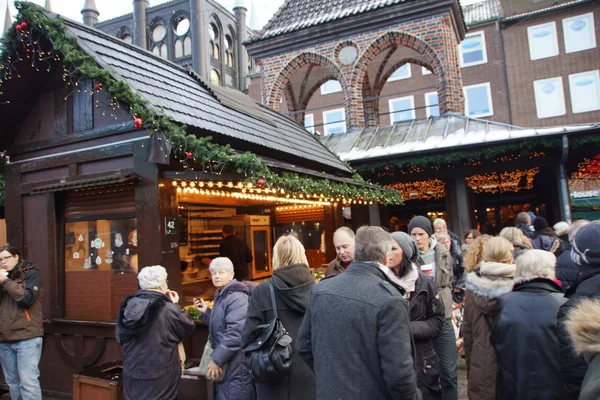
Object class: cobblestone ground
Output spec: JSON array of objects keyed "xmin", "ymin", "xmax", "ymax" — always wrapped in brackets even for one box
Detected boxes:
[{"xmin": 458, "ymin": 356, "xmax": 468, "ymax": 400}]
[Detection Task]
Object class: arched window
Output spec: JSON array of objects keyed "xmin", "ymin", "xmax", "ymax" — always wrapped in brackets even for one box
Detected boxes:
[
  {"xmin": 117, "ymin": 26, "xmax": 133, "ymax": 44},
  {"xmin": 174, "ymin": 39, "xmax": 183, "ymax": 58},
  {"xmin": 150, "ymin": 18, "xmax": 168, "ymax": 59},
  {"xmin": 210, "ymin": 69, "xmax": 221, "ymax": 86},
  {"xmin": 172, "ymin": 12, "xmax": 191, "ymax": 60},
  {"xmin": 225, "ymin": 33, "xmax": 234, "ymax": 68},
  {"xmin": 183, "ymin": 37, "xmax": 192, "ymax": 56},
  {"xmin": 209, "ymin": 22, "xmax": 220, "ymax": 61}
]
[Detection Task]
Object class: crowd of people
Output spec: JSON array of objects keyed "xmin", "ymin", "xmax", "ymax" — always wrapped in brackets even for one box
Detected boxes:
[{"xmin": 2, "ymin": 212, "xmax": 600, "ymax": 400}]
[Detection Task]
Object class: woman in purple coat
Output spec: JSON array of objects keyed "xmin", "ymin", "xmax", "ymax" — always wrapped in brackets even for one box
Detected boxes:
[{"xmin": 196, "ymin": 257, "xmax": 254, "ymax": 400}]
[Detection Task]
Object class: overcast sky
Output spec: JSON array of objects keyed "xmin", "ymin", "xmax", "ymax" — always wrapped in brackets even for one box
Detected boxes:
[{"xmin": 2, "ymin": 0, "xmax": 484, "ymax": 35}]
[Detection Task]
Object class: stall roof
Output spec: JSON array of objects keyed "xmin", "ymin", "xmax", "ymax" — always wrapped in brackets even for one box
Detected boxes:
[
  {"xmin": 54, "ymin": 15, "xmax": 352, "ymax": 175},
  {"xmin": 321, "ymin": 114, "xmax": 600, "ymax": 162}
]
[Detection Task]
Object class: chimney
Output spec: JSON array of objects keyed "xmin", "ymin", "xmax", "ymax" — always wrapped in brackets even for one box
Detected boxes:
[
  {"xmin": 133, "ymin": 0, "xmax": 149, "ymax": 49},
  {"xmin": 81, "ymin": 0, "xmax": 99, "ymax": 27},
  {"xmin": 233, "ymin": 0, "xmax": 248, "ymax": 91},
  {"xmin": 190, "ymin": 0, "xmax": 208, "ymax": 79},
  {"xmin": 3, "ymin": 2, "xmax": 11, "ymax": 35},
  {"xmin": 45, "ymin": 0, "xmax": 52, "ymax": 11}
]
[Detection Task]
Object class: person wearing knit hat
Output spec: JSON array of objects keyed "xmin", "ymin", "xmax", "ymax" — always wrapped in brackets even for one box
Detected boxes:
[
  {"xmin": 388, "ymin": 231, "xmax": 444, "ymax": 399},
  {"xmin": 408, "ymin": 216, "xmax": 457, "ymax": 400},
  {"xmin": 531, "ymin": 216, "xmax": 564, "ymax": 255},
  {"xmin": 116, "ymin": 266, "xmax": 194, "ymax": 400},
  {"xmin": 557, "ymin": 220, "xmax": 600, "ymax": 399}
]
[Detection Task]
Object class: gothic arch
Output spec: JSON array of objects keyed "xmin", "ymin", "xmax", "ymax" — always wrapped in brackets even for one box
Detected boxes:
[
  {"xmin": 267, "ymin": 52, "xmax": 348, "ymax": 124},
  {"xmin": 352, "ymin": 31, "xmax": 449, "ymax": 126}
]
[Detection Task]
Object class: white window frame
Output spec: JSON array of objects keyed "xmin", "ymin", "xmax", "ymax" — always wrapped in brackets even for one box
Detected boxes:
[
  {"xmin": 322, "ymin": 108, "xmax": 346, "ymax": 136},
  {"xmin": 304, "ymin": 113, "xmax": 315, "ymax": 134},
  {"xmin": 563, "ymin": 13, "xmax": 596, "ymax": 54},
  {"xmin": 463, "ymin": 82, "xmax": 494, "ymax": 118},
  {"xmin": 422, "ymin": 67, "xmax": 432, "ymax": 75},
  {"xmin": 459, "ymin": 31, "xmax": 488, "ymax": 67},
  {"xmin": 387, "ymin": 64, "xmax": 412, "ymax": 82},
  {"xmin": 425, "ymin": 92, "xmax": 440, "ymax": 118},
  {"xmin": 320, "ymin": 80, "xmax": 342, "ymax": 95},
  {"xmin": 389, "ymin": 96, "xmax": 416, "ymax": 123},
  {"xmin": 533, "ymin": 77, "xmax": 566, "ymax": 119},
  {"xmin": 568, "ymin": 70, "xmax": 600, "ymax": 114},
  {"xmin": 527, "ymin": 22, "xmax": 559, "ymax": 60}
]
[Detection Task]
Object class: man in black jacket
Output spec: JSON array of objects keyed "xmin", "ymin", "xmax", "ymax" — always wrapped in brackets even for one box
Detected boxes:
[
  {"xmin": 557, "ymin": 221, "xmax": 600, "ymax": 399},
  {"xmin": 219, "ymin": 225, "xmax": 252, "ymax": 281},
  {"xmin": 297, "ymin": 226, "xmax": 420, "ymax": 400},
  {"xmin": 556, "ymin": 219, "xmax": 590, "ymax": 291}
]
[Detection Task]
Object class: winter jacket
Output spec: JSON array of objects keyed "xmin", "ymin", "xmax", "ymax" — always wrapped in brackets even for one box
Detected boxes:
[
  {"xmin": 417, "ymin": 239, "xmax": 453, "ymax": 319},
  {"xmin": 556, "ymin": 247, "xmax": 579, "ymax": 291},
  {"xmin": 116, "ymin": 290, "xmax": 194, "ymax": 400},
  {"xmin": 220, "ymin": 235, "xmax": 253, "ymax": 281},
  {"xmin": 448, "ymin": 232, "xmax": 464, "ymax": 289},
  {"xmin": 462, "ymin": 261, "xmax": 515, "ymax": 400},
  {"xmin": 531, "ymin": 229, "xmax": 562, "ymax": 255},
  {"xmin": 242, "ymin": 263, "xmax": 316, "ymax": 400},
  {"xmin": 565, "ymin": 297, "xmax": 600, "ymax": 400},
  {"xmin": 325, "ymin": 257, "xmax": 348, "ymax": 277},
  {"xmin": 0, "ymin": 260, "xmax": 43, "ymax": 342},
  {"xmin": 408, "ymin": 270, "xmax": 444, "ymax": 400},
  {"xmin": 491, "ymin": 279, "xmax": 566, "ymax": 400},
  {"xmin": 296, "ymin": 261, "xmax": 419, "ymax": 400},
  {"xmin": 200, "ymin": 279, "xmax": 254, "ymax": 400},
  {"xmin": 557, "ymin": 268, "xmax": 600, "ymax": 400},
  {"xmin": 516, "ymin": 223, "xmax": 533, "ymax": 238}
]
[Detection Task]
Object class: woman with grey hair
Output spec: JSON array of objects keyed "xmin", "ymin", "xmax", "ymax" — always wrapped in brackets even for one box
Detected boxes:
[
  {"xmin": 116, "ymin": 265, "xmax": 195, "ymax": 400},
  {"xmin": 490, "ymin": 250, "xmax": 567, "ymax": 400},
  {"xmin": 195, "ymin": 257, "xmax": 254, "ymax": 400}
]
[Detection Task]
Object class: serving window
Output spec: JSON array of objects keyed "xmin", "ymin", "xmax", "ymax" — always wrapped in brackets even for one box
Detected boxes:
[{"xmin": 62, "ymin": 185, "xmax": 138, "ymax": 322}]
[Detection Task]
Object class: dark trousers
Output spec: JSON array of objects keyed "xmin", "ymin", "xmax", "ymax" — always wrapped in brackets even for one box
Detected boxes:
[{"xmin": 433, "ymin": 319, "xmax": 458, "ymax": 400}]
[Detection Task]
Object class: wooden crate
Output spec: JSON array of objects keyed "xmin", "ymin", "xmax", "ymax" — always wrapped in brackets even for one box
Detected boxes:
[{"xmin": 73, "ymin": 362, "xmax": 124, "ymax": 400}]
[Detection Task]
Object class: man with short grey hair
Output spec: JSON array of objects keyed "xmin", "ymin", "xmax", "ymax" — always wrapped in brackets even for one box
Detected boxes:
[
  {"xmin": 557, "ymin": 219, "xmax": 591, "ymax": 290},
  {"xmin": 297, "ymin": 226, "xmax": 419, "ymax": 400}
]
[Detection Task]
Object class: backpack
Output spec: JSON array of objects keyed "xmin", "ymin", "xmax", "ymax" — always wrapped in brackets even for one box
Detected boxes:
[{"xmin": 242, "ymin": 279, "xmax": 293, "ymax": 383}]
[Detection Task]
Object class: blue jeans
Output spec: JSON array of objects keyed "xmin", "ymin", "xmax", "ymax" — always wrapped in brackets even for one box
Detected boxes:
[
  {"xmin": 0, "ymin": 337, "xmax": 43, "ymax": 400},
  {"xmin": 433, "ymin": 319, "xmax": 458, "ymax": 400}
]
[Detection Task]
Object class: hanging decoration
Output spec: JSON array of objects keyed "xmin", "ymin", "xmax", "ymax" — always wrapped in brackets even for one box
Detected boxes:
[
  {"xmin": 569, "ymin": 155, "xmax": 600, "ymax": 193},
  {"xmin": 0, "ymin": 2, "xmax": 403, "ymax": 206},
  {"xmin": 386, "ymin": 179, "xmax": 446, "ymax": 201},
  {"xmin": 465, "ymin": 168, "xmax": 540, "ymax": 194}
]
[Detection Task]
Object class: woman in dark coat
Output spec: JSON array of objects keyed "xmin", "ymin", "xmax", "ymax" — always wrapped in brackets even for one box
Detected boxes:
[
  {"xmin": 388, "ymin": 232, "xmax": 444, "ymax": 400},
  {"xmin": 566, "ymin": 297, "xmax": 600, "ymax": 400},
  {"xmin": 491, "ymin": 250, "xmax": 566, "ymax": 400},
  {"xmin": 196, "ymin": 257, "xmax": 254, "ymax": 400},
  {"xmin": 242, "ymin": 234, "xmax": 316, "ymax": 400},
  {"xmin": 462, "ymin": 237, "xmax": 516, "ymax": 400},
  {"xmin": 116, "ymin": 265, "xmax": 195, "ymax": 400}
]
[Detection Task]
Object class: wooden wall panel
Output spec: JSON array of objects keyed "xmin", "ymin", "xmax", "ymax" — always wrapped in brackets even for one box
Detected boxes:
[{"xmin": 65, "ymin": 271, "xmax": 112, "ymax": 322}]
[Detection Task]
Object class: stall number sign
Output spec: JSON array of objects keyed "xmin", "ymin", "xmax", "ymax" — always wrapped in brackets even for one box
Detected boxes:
[
  {"xmin": 165, "ymin": 217, "xmax": 178, "ymax": 235},
  {"xmin": 571, "ymin": 190, "xmax": 599, "ymax": 198}
]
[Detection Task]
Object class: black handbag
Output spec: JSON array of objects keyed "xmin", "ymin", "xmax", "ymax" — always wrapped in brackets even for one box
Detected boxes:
[{"xmin": 242, "ymin": 279, "xmax": 293, "ymax": 383}]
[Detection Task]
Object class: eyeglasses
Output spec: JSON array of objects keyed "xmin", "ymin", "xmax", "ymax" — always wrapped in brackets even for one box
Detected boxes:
[{"xmin": 0, "ymin": 255, "xmax": 14, "ymax": 261}]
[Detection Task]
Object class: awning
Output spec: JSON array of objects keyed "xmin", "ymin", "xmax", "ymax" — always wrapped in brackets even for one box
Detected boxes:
[{"xmin": 29, "ymin": 172, "xmax": 138, "ymax": 195}]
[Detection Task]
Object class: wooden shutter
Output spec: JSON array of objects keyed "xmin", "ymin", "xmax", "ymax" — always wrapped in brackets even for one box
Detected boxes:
[{"xmin": 64, "ymin": 183, "xmax": 136, "ymax": 220}]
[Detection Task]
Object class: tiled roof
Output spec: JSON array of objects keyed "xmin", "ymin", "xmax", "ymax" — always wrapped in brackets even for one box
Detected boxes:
[
  {"xmin": 462, "ymin": 0, "xmax": 503, "ymax": 26},
  {"xmin": 250, "ymin": 0, "xmax": 411, "ymax": 42},
  {"xmin": 55, "ymin": 16, "xmax": 351, "ymax": 175},
  {"xmin": 503, "ymin": 0, "xmax": 589, "ymax": 21},
  {"xmin": 320, "ymin": 115, "xmax": 598, "ymax": 162}
]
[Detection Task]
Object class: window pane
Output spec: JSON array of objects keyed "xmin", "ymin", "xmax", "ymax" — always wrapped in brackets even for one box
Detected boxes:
[
  {"xmin": 152, "ymin": 24, "xmax": 166, "ymax": 42},
  {"xmin": 388, "ymin": 64, "xmax": 411, "ymax": 81},
  {"xmin": 305, "ymin": 114, "xmax": 315, "ymax": 133},
  {"xmin": 64, "ymin": 218, "xmax": 138, "ymax": 322},
  {"xmin": 390, "ymin": 97, "xmax": 415, "ymax": 123},
  {"xmin": 465, "ymin": 84, "xmax": 492, "ymax": 117},
  {"xmin": 528, "ymin": 23, "xmax": 558, "ymax": 60},
  {"xmin": 183, "ymin": 37, "xmax": 192, "ymax": 56},
  {"xmin": 426, "ymin": 92, "xmax": 440, "ymax": 117},
  {"xmin": 323, "ymin": 109, "xmax": 345, "ymax": 135},
  {"xmin": 320, "ymin": 80, "xmax": 342, "ymax": 95},
  {"xmin": 569, "ymin": 71, "xmax": 600, "ymax": 113},
  {"xmin": 563, "ymin": 13, "xmax": 596, "ymax": 54},
  {"xmin": 460, "ymin": 33, "xmax": 486, "ymax": 66},
  {"xmin": 160, "ymin": 43, "xmax": 168, "ymax": 59},
  {"xmin": 175, "ymin": 39, "xmax": 183, "ymax": 58},
  {"xmin": 534, "ymin": 77, "xmax": 565, "ymax": 118}
]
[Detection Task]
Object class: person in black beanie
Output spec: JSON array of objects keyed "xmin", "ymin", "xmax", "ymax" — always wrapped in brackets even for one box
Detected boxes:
[
  {"xmin": 557, "ymin": 221, "xmax": 600, "ymax": 399},
  {"xmin": 408, "ymin": 216, "xmax": 457, "ymax": 400},
  {"xmin": 531, "ymin": 216, "xmax": 563, "ymax": 255}
]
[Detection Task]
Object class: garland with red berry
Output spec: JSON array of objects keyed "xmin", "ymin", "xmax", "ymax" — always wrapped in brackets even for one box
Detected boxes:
[{"xmin": 0, "ymin": 2, "xmax": 404, "ymax": 205}]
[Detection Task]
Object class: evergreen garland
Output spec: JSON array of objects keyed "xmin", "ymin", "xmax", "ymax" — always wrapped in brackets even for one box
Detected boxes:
[{"xmin": 0, "ymin": 2, "xmax": 403, "ymax": 205}]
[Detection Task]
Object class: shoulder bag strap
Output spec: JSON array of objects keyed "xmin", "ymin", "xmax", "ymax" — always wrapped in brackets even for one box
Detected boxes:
[{"xmin": 269, "ymin": 281, "xmax": 278, "ymax": 320}]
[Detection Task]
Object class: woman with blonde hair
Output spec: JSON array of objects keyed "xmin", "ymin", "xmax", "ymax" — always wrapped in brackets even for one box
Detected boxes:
[
  {"xmin": 242, "ymin": 235, "xmax": 316, "ymax": 400},
  {"xmin": 462, "ymin": 237, "xmax": 516, "ymax": 400},
  {"xmin": 499, "ymin": 227, "xmax": 532, "ymax": 260},
  {"xmin": 463, "ymin": 234, "xmax": 491, "ymax": 273}
]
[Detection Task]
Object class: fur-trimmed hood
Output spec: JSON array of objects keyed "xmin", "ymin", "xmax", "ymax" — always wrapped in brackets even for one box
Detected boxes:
[
  {"xmin": 464, "ymin": 270, "xmax": 514, "ymax": 299},
  {"xmin": 213, "ymin": 279, "xmax": 249, "ymax": 305},
  {"xmin": 566, "ymin": 297, "xmax": 600, "ymax": 356}
]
